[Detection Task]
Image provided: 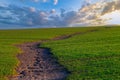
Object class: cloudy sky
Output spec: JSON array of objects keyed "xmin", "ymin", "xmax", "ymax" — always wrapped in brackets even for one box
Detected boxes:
[{"xmin": 0, "ymin": 0, "xmax": 120, "ymax": 29}]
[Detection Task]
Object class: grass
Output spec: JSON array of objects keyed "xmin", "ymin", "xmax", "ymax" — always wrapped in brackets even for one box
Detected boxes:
[
  {"xmin": 0, "ymin": 27, "xmax": 120, "ymax": 80},
  {"xmin": 41, "ymin": 27, "xmax": 120, "ymax": 80},
  {"xmin": 0, "ymin": 27, "xmax": 97, "ymax": 80}
]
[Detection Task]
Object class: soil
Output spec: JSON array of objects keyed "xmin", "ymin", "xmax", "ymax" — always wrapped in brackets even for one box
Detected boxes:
[
  {"xmin": 9, "ymin": 29, "xmax": 99, "ymax": 80},
  {"xmin": 10, "ymin": 42, "xmax": 69, "ymax": 80}
]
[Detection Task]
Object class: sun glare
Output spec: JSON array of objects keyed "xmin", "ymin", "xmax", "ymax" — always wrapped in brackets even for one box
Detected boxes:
[{"xmin": 101, "ymin": 10, "xmax": 120, "ymax": 25}]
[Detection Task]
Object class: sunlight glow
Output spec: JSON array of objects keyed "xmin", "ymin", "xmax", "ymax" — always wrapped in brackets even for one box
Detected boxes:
[{"xmin": 101, "ymin": 10, "xmax": 120, "ymax": 25}]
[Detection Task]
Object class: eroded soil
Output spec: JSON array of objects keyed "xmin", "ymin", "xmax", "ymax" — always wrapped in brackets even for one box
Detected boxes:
[{"xmin": 10, "ymin": 42, "xmax": 68, "ymax": 80}]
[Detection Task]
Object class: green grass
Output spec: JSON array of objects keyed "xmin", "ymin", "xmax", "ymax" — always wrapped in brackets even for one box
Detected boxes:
[
  {"xmin": 41, "ymin": 27, "xmax": 120, "ymax": 80},
  {"xmin": 0, "ymin": 27, "xmax": 120, "ymax": 80},
  {"xmin": 0, "ymin": 27, "xmax": 97, "ymax": 80}
]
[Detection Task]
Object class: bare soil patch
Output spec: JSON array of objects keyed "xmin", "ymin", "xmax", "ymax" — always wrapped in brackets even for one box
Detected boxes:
[{"xmin": 10, "ymin": 42, "xmax": 69, "ymax": 80}]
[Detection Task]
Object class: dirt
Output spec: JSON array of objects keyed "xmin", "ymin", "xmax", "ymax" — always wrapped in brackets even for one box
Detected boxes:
[
  {"xmin": 9, "ymin": 29, "xmax": 99, "ymax": 80},
  {"xmin": 10, "ymin": 42, "xmax": 69, "ymax": 80}
]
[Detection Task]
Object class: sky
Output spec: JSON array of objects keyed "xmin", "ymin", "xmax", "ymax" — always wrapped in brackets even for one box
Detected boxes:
[{"xmin": 0, "ymin": 0, "xmax": 120, "ymax": 29}]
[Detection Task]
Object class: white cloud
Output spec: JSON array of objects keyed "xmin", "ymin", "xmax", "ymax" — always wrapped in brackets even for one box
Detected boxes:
[
  {"xmin": 39, "ymin": 11, "xmax": 47, "ymax": 17},
  {"xmin": 1, "ymin": 0, "xmax": 120, "ymax": 28},
  {"xmin": 29, "ymin": 7, "xmax": 36, "ymax": 12},
  {"xmin": 69, "ymin": 0, "xmax": 120, "ymax": 26},
  {"xmin": 50, "ymin": 9, "xmax": 56, "ymax": 14},
  {"xmin": 101, "ymin": 10, "xmax": 120, "ymax": 25},
  {"xmin": 53, "ymin": 0, "xmax": 58, "ymax": 5}
]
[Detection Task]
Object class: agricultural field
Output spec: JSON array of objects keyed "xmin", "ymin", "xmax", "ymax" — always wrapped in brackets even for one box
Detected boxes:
[
  {"xmin": 0, "ymin": 26, "xmax": 120, "ymax": 80},
  {"xmin": 0, "ymin": 0, "xmax": 120, "ymax": 80},
  {"xmin": 42, "ymin": 27, "xmax": 120, "ymax": 80},
  {"xmin": 0, "ymin": 27, "xmax": 97, "ymax": 80}
]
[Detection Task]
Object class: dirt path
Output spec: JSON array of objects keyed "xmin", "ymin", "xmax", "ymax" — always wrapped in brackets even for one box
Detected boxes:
[
  {"xmin": 10, "ymin": 42, "xmax": 68, "ymax": 80},
  {"xmin": 10, "ymin": 29, "xmax": 99, "ymax": 80}
]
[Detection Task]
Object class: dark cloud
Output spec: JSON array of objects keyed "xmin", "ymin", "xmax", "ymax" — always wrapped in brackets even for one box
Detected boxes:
[
  {"xmin": 60, "ymin": 8, "xmax": 65, "ymax": 17},
  {"xmin": 1, "ymin": 0, "xmax": 120, "ymax": 28},
  {"xmin": 101, "ymin": 1, "xmax": 115, "ymax": 15},
  {"xmin": 63, "ymin": 11, "xmax": 78, "ymax": 25},
  {"xmin": 0, "ymin": 4, "xmax": 85, "ymax": 27},
  {"xmin": 0, "ymin": 4, "xmax": 50, "ymax": 27},
  {"xmin": 101, "ymin": 1, "xmax": 120, "ymax": 15},
  {"xmin": 50, "ymin": 9, "xmax": 56, "ymax": 14},
  {"xmin": 0, "ymin": 3, "xmax": 101, "ymax": 27},
  {"xmin": 115, "ymin": 1, "xmax": 120, "ymax": 10}
]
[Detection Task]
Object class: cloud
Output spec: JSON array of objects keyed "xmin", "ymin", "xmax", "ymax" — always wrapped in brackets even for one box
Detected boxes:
[
  {"xmin": 0, "ymin": 3, "xmax": 105, "ymax": 27},
  {"xmin": 0, "ymin": 4, "xmax": 49, "ymax": 26},
  {"xmin": 67, "ymin": 0, "xmax": 120, "ymax": 26},
  {"xmin": 29, "ymin": 7, "xmax": 36, "ymax": 12},
  {"xmin": 65, "ymin": 2, "xmax": 104, "ymax": 26},
  {"xmin": 99, "ymin": 0, "xmax": 120, "ymax": 15},
  {"xmin": 53, "ymin": 0, "xmax": 58, "ymax": 5},
  {"xmin": 0, "ymin": 0, "xmax": 120, "ymax": 28},
  {"xmin": 50, "ymin": 9, "xmax": 56, "ymax": 14},
  {"xmin": 101, "ymin": 1, "xmax": 115, "ymax": 15},
  {"xmin": 31, "ymin": 0, "xmax": 58, "ymax": 5},
  {"xmin": 60, "ymin": 8, "xmax": 66, "ymax": 17}
]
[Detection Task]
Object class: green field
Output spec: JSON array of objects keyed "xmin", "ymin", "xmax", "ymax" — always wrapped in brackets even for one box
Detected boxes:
[
  {"xmin": 0, "ymin": 27, "xmax": 95, "ymax": 80},
  {"xmin": 0, "ymin": 27, "xmax": 120, "ymax": 80},
  {"xmin": 42, "ymin": 27, "xmax": 120, "ymax": 80}
]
